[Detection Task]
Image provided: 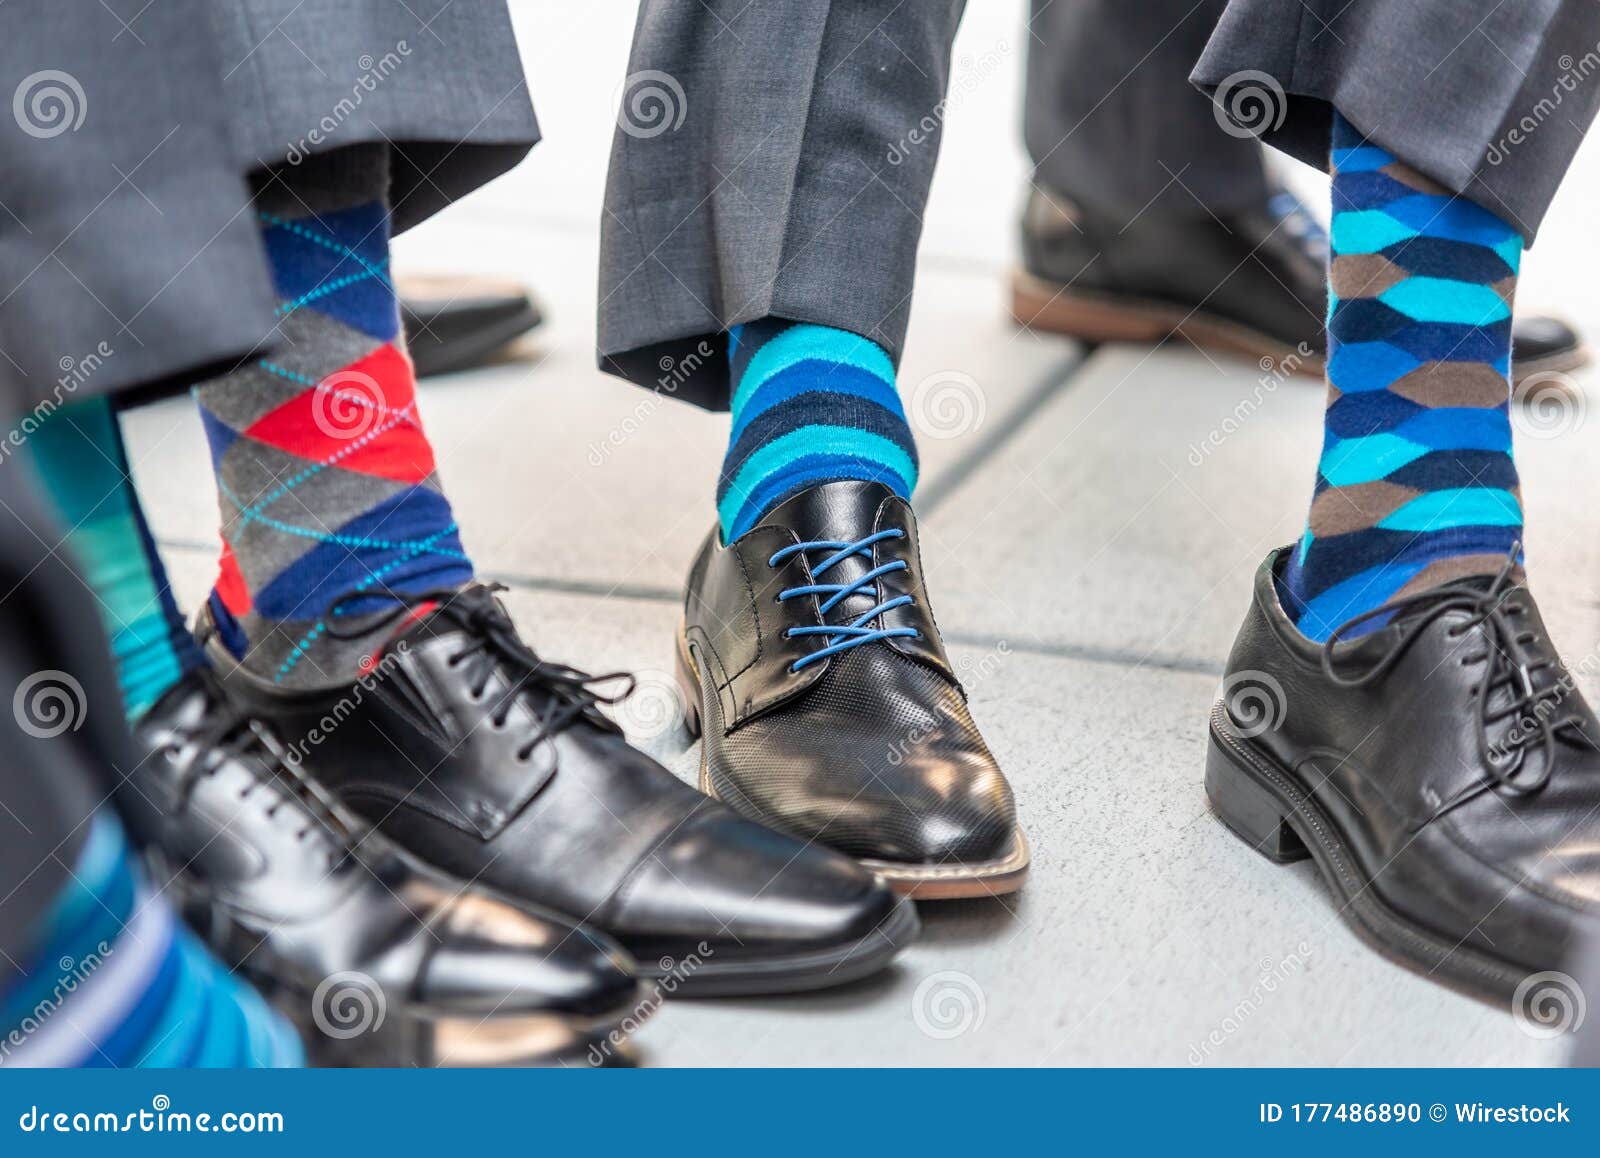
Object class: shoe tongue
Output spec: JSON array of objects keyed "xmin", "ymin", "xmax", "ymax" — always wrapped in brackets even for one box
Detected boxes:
[
  {"xmin": 379, "ymin": 584, "xmax": 498, "ymax": 655},
  {"xmin": 760, "ymin": 481, "xmax": 899, "ymax": 622},
  {"xmin": 760, "ymin": 480, "xmax": 896, "ymax": 543}
]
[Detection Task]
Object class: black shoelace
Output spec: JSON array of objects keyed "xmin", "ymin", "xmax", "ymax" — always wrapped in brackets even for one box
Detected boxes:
[
  {"xmin": 166, "ymin": 676, "xmax": 357, "ymax": 847},
  {"xmin": 1321, "ymin": 548, "xmax": 1590, "ymax": 797},
  {"xmin": 330, "ymin": 583, "xmax": 635, "ymax": 760}
]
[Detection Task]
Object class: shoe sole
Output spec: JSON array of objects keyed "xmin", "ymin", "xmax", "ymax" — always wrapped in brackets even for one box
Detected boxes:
[
  {"xmin": 675, "ymin": 627, "xmax": 1030, "ymax": 901},
  {"xmin": 636, "ymin": 895, "xmax": 922, "ymax": 998},
  {"xmin": 1205, "ymin": 701, "xmax": 1531, "ymax": 1004},
  {"xmin": 1011, "ymin": 269, "xmax": 1591, "ymax": 389},
  {"xmin": 1010, "ymin": 269, "xmax": 1318, "ymax": 372},
  {"xmin": 278, "ymin": 982, "xmax": 650, "ymax": 1068}
]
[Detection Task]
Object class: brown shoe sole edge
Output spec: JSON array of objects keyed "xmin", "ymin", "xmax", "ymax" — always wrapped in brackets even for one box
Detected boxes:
[
  {"xmin": 674, "ymin": 627, "xmax": 1030, "ymax": 901},
  {"xmin": 1012, "ymin": 269, "xmax": 1593, "ymax": 389},
  {"xmin": 1205, "ymin": 701, "xmax": 1534, "ymax": 1007}
]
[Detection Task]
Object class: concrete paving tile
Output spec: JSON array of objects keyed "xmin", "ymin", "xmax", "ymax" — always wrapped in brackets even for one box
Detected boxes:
[{"xmin": 919, "ymin": 340, "xmax": 1600, "ymax": 680}]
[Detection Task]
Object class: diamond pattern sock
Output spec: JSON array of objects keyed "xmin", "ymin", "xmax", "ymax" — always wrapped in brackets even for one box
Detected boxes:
[
  {"xmin": 198, "ymin": 149, "xmax": 473, "ymax": 687},
  {"xmin": 1281, "ymin": 112, "xmax": 1524, "ymax": 640},
  {"xmin": 719, "ymin": 319, "xmax": 918, "ymax": 541}
]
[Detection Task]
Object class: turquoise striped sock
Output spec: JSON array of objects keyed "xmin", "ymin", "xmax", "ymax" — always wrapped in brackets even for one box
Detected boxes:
[
  {"xmin": 27, "ymin": 397, "xmax": 203, "ymax": 720},
  {"xmin": 719, "ymin": 319, "xmax": 918, "ymax": 541},
  {"xmin": 0, "ymin": 814, "xmax": 302, "ymax": 1068}
]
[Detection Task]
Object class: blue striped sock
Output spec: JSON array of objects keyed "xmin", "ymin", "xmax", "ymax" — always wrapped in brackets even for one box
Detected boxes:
[
  {"xmin": 1281, "ymin": 112, "xmax": 1523, "ymax": 641},
  {"xmin": 719, "ymin": 319, "xmax": 918, "ymax": 541},
  {"xmin": 27, "ymin": 398, "xmax": 203, "ymax": 720},
  {"xmin": 0, "ymin": 815, "xmax": 302, "ymax": 1068}
]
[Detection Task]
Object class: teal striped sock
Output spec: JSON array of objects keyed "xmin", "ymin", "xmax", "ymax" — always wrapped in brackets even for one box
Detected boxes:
[
  {"xmin": 0, "ymin": 814, "xmax": 303, "ymax": 1068},
  {"xmin": 27, "ymin": 397, "xmax": 203, "ymax": 720},
  {"xmin": 719, "ymin": 319, "xmax": 918, "ymax": 541}
]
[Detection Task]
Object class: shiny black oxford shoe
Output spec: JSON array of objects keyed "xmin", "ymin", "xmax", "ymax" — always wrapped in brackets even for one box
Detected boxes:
[
  {"xmin": 123, "ymin": 670, "xmax": 642, "ymax": 1067},
  {"xmin": 677, "ymin": 480, "xmax": 1028, "ymax": 900},
  {"xmin": 1013, "ymin": 184, "xmax": 1587, "ymax": 384},
  {"xmin": 199, "ymin": 587, "xmax": 917, "ymax": 997},
  {"xmin": 1209, "ymin": 549, "xmax": 1600, "ymax": 1002}
]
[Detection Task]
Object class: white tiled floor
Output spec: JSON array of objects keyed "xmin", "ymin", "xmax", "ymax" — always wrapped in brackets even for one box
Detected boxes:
[{"xmin": 121, "ymin": 0, "xmax": 1600, "ymax": 1065}]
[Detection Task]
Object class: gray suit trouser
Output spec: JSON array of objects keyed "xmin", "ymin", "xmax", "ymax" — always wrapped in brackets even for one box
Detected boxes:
[
  {"xmin": 0, "ymin": 0, "xmax": 536, "ymax": 412},
  {"xmin": 599, "ymin": 0, "xmax": 1600, "ymax": 408}
]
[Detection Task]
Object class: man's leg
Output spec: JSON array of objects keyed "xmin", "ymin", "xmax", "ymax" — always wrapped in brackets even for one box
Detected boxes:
[
  {"xmin": 1202, "ymin": 0, "xmax": 1600, "ymax": 1000},
  {"xmin": 197, "ymin": 146, "xmax": 474, "ymax": 688},
  {"xmin": 599, "ymin": 1, "xmax": 1027, "ymax": 899},
  {"xmin": 1015, "ymin": 0, "xmax": 1585, "ymax": 380}
]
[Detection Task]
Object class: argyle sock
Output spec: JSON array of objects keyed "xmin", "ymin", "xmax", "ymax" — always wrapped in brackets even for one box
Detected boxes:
[
  {"xmin": 27, "ymin": 397, "xmax": 203, "ymax": 722},
  {"xmin": 1281, "ymin": 112, "xmax": 1524, "ymax": 640},
  {"xmin": 0, "ymin": 814, "xmax": 303, "ymax": 1068},
  {"xmin": 718, "ymin": 319, "xmax": 919, "ymax": 541},
  {"xmin": 197, "ymin": 147, "xmax": 473, "ymax": 687}
]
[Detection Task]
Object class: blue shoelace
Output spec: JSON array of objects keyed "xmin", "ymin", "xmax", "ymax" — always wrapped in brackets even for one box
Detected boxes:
[{"xmin": 769, "ymin": 529, "xmax": 922, "ymax": 672}]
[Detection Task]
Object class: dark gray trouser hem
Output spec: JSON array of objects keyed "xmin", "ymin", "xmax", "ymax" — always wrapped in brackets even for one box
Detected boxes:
[
  {"xmin": 597, "ymin": 0, "xmax": 965, "ymax": 410},
  {"xmin": 1191, "ymin": 0, "xmax": 1600, "ymax": 243},
  {"xmin": 1025, "ymin": 0, "xmax": 1269, "ymax": 223},
  {"xmin": 0, "ymin": 0, "xmax": 536, "ymax": 414}
]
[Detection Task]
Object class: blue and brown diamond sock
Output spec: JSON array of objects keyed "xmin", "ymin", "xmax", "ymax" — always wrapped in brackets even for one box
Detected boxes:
[{"xmin": 1281, "ymin": 112, "xmax": 1524, "ymax": 640}]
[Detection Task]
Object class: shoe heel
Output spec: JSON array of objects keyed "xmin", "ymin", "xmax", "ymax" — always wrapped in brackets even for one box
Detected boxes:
[
  {"xmin": 1205, "ymin": 726, "xmax": 1308, "ymax": 864},
  {"xmin": 674, "ymin": 626, "xmax": 702, "ymax": 739}
]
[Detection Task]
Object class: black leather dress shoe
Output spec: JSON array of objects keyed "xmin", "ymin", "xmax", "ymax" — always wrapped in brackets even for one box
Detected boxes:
[
  {"xmin": 123, "ymin": 671, "xmax": 641, "ymax": 1067},
  {"xmin": 1013, "ymin": 185, "xmax": 1587, "ymax": 385},
  {"xmin": 1209, "ymin": 549, "xmax": 1600, "ymax": 1001},
  {"xmin": 398, "ymin": 274, "xmax": 542, "ymax": 379},
  {"xmin": 199, "ymin": 587, "xmax": 916, "ymax": 996},
  {"xmin": 677, "ymin": 481, "xmax": 1027, "ymax": 900}
]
